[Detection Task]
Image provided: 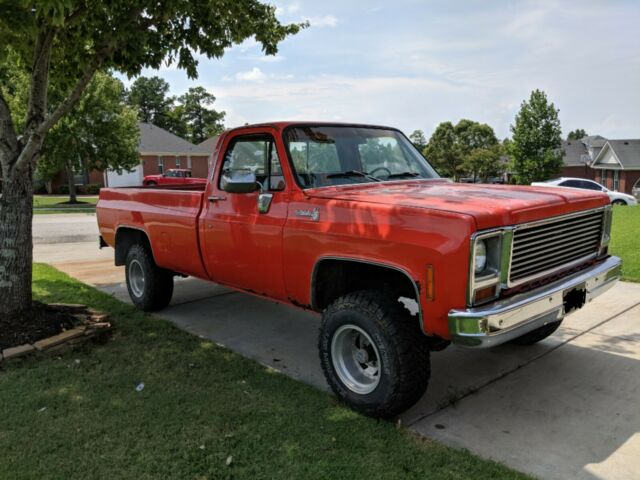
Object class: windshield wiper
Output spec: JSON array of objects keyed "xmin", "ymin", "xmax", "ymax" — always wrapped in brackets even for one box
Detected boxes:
[
  {"xmin": 326, "ymin": 170, "xmax": 382, "ymax": 182},
  {"xmin": 386, "ymin": 171, "xmax": 422, "ymax": 179}
]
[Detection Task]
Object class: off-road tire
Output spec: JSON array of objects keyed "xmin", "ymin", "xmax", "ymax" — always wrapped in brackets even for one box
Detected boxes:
[
  {"xmin": 511, "ymin": 320, "xmax": 562, "ymax": 345},
  {"xmin": 125, "ymin": 244, "xmax": 174, "ymax": 312},
  {"xmin": 319, "ymin": 290, "xmax": 431, "ymax": 418}
]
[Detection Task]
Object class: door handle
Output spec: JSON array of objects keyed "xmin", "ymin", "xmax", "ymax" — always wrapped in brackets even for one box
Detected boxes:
[{"xmin": 208, "ymin": 195, "xmax": 227, "ymax": 202}]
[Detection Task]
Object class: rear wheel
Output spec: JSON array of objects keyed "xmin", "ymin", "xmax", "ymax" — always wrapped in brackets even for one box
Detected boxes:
[
  {"xmin": 125, "ymin": 244, "xmax": 174, "ymax": 311},
  {"xmin": 319, "ymin": 290, "xmax": 430, "ymax": 418},
  {"xmin": 511, "ymin": 320, "xmax": 562, "ymax": 345},
  {"xmin": 145, "ymin": 181, "xmax": 157, "ymax": 186}
]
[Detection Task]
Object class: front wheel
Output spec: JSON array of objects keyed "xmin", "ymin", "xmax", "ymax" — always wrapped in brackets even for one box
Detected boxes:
[
  {"xmin": 319, "ymin": 290, "xmax": 430, "ymax": 418},
  {"xmin": 612, "ymin": 199, "xmax": 627, "ymax": 206},
  {"xmin": 125, "ymin": 244, "xmax": 174, "ymax": 311}
]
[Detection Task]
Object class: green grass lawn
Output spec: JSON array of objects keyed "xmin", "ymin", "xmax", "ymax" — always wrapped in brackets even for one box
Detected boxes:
[
  {"xmin": 610, "ymin": 205, "xmax": 640, "ymax": 282},
  {"xmin": 0, "ymin": 264, "xmax": 528, "ymax": 480},
  {"xmin": 33, "ymin": 195, "xmax": 98, "ymax": 214}
]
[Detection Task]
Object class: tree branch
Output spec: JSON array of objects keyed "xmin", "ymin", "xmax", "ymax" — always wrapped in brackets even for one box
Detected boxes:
[
  {"xmin": 38, "ymin": 54, "xmax": 104, "ymax": 136},
  {"xmin": 24, "ymin": 27, "xmax": 55, "ymax": 137},
  {"xmin": 0, "ymin": 91, "xmax": 18, "ymax": 163},
  {"xmin": 65, "ymin": 5, "xmax": 88, "ymax": 25},
  {"xmin": 16, "ymin": 48, "xmax": 108, "ymax": 172}
]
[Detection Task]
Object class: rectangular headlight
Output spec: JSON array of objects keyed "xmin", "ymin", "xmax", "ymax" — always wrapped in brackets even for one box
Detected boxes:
[{"xmin": 468, "ymin": 229, "xmax": 512, "ymax": 306}]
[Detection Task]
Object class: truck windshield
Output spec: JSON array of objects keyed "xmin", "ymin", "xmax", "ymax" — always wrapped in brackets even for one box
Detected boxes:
[{"xmin": 284, "ymin": 125, "xmax": 440, "ymax": 188}]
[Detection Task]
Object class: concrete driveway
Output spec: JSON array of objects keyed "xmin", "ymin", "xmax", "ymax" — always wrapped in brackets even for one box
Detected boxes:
[{"xmin": 35, "ymin": 213, "xmax": 640, "ymax": 480}]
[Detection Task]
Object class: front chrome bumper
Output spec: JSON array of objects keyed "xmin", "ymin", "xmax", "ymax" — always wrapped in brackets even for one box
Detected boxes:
[{"xmin": 448, "ymin": 256, "xmax": 622, "ymax": 348}]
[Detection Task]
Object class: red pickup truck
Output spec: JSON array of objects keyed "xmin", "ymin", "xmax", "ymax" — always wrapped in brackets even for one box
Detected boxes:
[
  {"xmin": 97, "ymin": 122, "xmax": 621, "ymax": 417},
  {"xmin": 143, "ymin": 168, "xmax": 207, "ymax": 186}
]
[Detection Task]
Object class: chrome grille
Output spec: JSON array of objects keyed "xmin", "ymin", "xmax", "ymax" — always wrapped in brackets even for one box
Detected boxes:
[{"xmin": 509, "ymin": 209, "xmax": 604, "ymax": 285}]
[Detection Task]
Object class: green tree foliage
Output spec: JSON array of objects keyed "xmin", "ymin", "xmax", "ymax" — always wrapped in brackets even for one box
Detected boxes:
[
  {"xmin": 0, "ymin": 0, "xmax": 304, "ymax": 318},
  {"xmin": 424, "ymin": 122, "xmax": 459, "ymax": 179},
  {"xmin": 508, "ymin": 90, "xmax": 563, "ymax": 184},
  {"xmin": 424, "ymin": 119, "xmax": 498, "ymax": 180},
  {"xmin": 567, "ymin": 128, "xmax": 588, "ymax": 141},
  {"xmin": 409, "ymin": 130, "xmax": 427, "ymax": 151},
  {"xmin": 179, "ymin": 87, "xmax": 226, "ymax": 143},
  {"xmin": 463, "ymin": 145, "xmax": 505, "ymax": 182},
  {"xmin": 455, "ymin": 119, "xmax": 498, "ymax": 153},
  {"xmin": 126, "ymin": 79, "xmax": 225, "ymax": 143},
  {"xmin": 38, "ymin": 72, "xmax": 139, "ymax": 202},
  {"xmin": 126, "ymin": 76, "xmax": 176, "ymax": 129}
]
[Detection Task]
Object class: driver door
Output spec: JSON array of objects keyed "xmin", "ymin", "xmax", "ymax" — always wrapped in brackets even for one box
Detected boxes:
[{"xmin": 200, "ymin": 132, "xmax": 289, "ymax": 300}]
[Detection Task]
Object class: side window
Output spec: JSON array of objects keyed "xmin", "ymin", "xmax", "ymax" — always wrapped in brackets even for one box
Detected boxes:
[
  {"xmin": 221, "ymin": 136, "xmax": 285, "ymax": 191},
  {"xmin": 562, "ymin": 180, "xmax": 581, "ymax": 188},
  {"xmin": 580, "ymin": 180, "xmax": 602, "ymax": 191}
]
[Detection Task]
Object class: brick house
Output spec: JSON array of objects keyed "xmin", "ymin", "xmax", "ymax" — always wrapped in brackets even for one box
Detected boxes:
[
  {"xmin": 46, "ymin": 122, "xmax": 218, "ymax": 192},
  {"xmin": 104, "ymin": 123, "xmax": 212, "ymax": 187},
  {"xmin": 560, "ymin": 136, "xmax": 640, "ymax": 196},
  {"xmin": 590, "ymin": 140, "xmax": 640, "ymax": 196}
]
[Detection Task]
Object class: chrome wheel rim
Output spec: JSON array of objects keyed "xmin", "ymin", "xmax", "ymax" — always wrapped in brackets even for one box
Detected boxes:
[
  {"xmin": 129, "ymin": 259, "xmax": 145, "ymax": 298},
  {"xmin": 331, "ymin": 324, "xmax": 381, "ymax": 394}
]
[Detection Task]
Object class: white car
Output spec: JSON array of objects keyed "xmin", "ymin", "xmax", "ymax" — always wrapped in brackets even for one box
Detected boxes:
[{"xmin": 531, "ymin": 177, "xmax": 638, "ymax": 206}]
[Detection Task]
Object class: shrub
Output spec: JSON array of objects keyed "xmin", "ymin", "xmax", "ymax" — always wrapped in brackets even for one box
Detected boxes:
[{"xmin": 85, "ymin": 183, "xmax": 101, "ymax": 194}]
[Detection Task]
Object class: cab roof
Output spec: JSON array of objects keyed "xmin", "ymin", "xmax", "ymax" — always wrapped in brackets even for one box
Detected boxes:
[{"xmin": 225, "ymin": 121, "xmax": 398, "ymax": 134}]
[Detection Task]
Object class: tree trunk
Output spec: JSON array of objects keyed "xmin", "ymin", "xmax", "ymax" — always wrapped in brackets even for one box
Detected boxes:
[
  {"xmin": 66, "ymin": 159, "xmax": 77, "ymax": 203},
  {"xmin": 0, "ymin": 161, "xmax": 35, "ymax": 317}
]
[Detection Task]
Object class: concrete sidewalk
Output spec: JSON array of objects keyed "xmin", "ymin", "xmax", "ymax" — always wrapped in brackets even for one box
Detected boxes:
[{"xmin": 34, "ymin": 216, "xmax": 640, "ymax": 479}]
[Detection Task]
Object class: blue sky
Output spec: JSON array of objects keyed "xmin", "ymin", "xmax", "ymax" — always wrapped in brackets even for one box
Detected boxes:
[{"xmin": 128, "ymin": 0, "xmax": 640, "ymax": 140}]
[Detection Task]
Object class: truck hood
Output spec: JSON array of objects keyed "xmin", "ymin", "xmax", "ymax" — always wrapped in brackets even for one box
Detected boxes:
[{"xmin": 305, "ymin": 180, "xmax": 609, "ymax": 230}]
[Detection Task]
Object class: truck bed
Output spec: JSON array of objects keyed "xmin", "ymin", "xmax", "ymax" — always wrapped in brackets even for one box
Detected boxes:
[{"xmin": 97, "ymin": 185, "xmax": 208, "ymax": 279}]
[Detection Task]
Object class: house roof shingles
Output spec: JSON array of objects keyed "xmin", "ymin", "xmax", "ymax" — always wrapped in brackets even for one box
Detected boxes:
[
  {"xmin": 605, "ymin": 140, "xmax": 640, "ymax": 169},
  {"xmin": 198, "ymin": 135, "xmax": 220, "ymax": 155},
  {"xmin": 138, "ymin": 122, "xmax": 209, "ymax": 155},
  {"xmin": 562, "ymin": 140, "xmax": 589, "ymax": 167},
  {"xmin": 581, "ymin": 135, "xmax": 608, "ymax": 148}
]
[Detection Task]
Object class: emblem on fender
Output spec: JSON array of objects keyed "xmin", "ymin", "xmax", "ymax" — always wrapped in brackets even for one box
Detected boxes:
[{"xmin": 295, "ymin": 208, "xmax": 320, "ymax": 222}]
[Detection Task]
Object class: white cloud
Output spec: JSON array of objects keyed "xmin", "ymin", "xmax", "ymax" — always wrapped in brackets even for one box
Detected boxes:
[
  {"xmin": 304, "ymin": 15, "xmax": 338, "ymax": 28},
  {"xmin": 235, "ymin": 67, "xmax": 266, "ymax": 82},
  {"xmin": 275, "ymin": 3, "xmax": 300, "ymax": 16},
  {"xmin": 236, "ymin": 38, "xmax": 260, "ymax": 52},
  {"xmin": 209, "ymin": 73, "xmax": 468, "ymax": 130}
]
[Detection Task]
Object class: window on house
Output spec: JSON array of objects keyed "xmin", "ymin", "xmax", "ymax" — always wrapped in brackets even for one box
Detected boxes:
[
  {"xmin": 613, "ymin": 170, "xmax": 620, "ymax": 191},
  {"xmin": 600, "ymin": 170, "xmax": 606, "ymax": 185},
  {"xmin": 158, "ymin": 156, "xmax": 164, "ymax": 174},
  {"xmin": 188, "ymin": 156, "xmax": 192, "ymax": 169},
  {"xmin": 176, "ymin": 156, "xmax": 181, "ymax": 168}
]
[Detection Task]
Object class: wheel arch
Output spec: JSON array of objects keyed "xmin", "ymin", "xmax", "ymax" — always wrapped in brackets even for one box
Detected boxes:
[
  {"xmin": 310, "ymin": 256, "xmax": 424, "ymax": 325},
  {"xmin": 114, "ymin": 226, "xmax": 154, "ymax": 266}
]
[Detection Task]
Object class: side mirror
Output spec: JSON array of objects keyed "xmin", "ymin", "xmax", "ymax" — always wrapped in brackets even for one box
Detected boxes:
[{"xmin": 221, "ymin": 169, "xmax": 259, "ymax": 193}]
